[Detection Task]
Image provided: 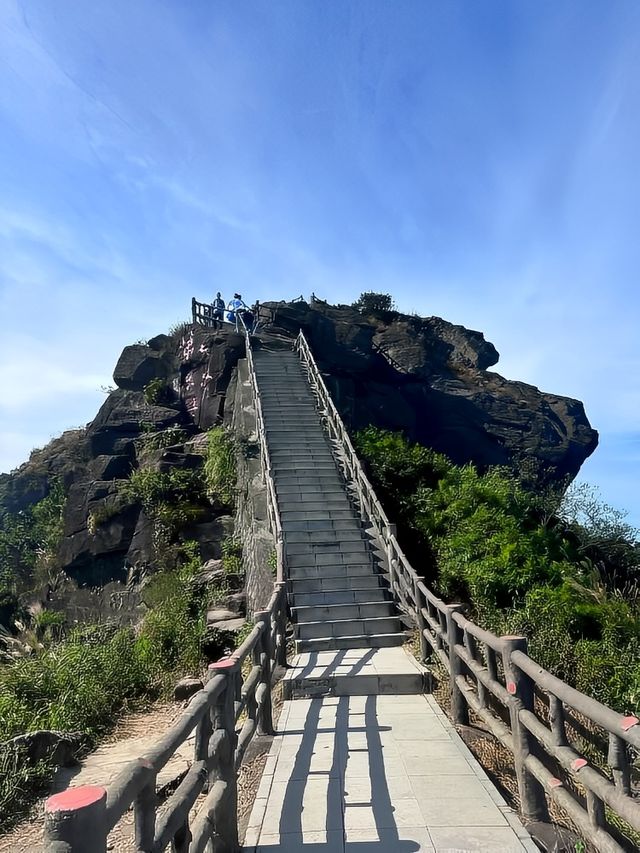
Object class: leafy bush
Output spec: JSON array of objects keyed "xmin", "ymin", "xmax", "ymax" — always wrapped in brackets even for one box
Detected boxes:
[
  {"xmin": 352, "ymin": 291, "xmax": 396, "ymax": 315},
  {"xmin": 204, "ymin": 427, "xmax": 236, "ymax": 508},
  {"xmin": 0, "ymin": 538, "xmax": 214, "ymax": 829},
  {"xmin": 33, "ymin": 610, "xmax": 66, "ymax": 644},
  {"xmin": 355, "ymin": 427, "xmax": 640, "ymax": 712},
  {"xmin": 137, "ymin": 426, "xmax": 187, "ymax": 451},
  {"xmin": 0, "ymin": 480, "xmax": 66, "ymax": 594},
  {"xmin": 221, "ymin": 536, "xmax": 243, "ymax": 575},
  {"xmin": 168, "ymin": 320, "xmax": 191, "ymax": 340},
  {"xmin": 143, "ymin": 378, "xmax": 174, "ymax": 406}
]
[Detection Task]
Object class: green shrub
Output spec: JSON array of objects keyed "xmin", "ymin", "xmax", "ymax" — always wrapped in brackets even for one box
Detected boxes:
[
  {"xmin": 143, "ymin": 378, "xmax": 174, "ymax": 406},
  {"xmin": 137, "ymin": 426, "xmax": 187, "ymax": 451},
  {"xmin": 0, "ymin": 479, "xmax": 66, "ymax": 594},
  {"xmin": 204, "ymin": 427, "xmax": 236, "ymax": 507},
  {"xmin": 355, "ymin": 427, "xmax": 640, "ymax": 712},
  {"xmin": 33, "ymin": 610, "xmax": 66, "ymax": 644},
  {"xmin": 352, "ymin": 291, "xmax": 396, "ymax": 315},
  {"xmin": 0, "ymin": 539, "xmax": 214, "ymax": 829},
  {"xmin": 221, "ymin": 536, "xmax": 243, "ymax": 575}
]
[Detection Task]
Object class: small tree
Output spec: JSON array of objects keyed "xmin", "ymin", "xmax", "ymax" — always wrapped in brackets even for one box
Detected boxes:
[{"xmin": 352, "ymin": 291, "xmax": 396, "ymax": 315}]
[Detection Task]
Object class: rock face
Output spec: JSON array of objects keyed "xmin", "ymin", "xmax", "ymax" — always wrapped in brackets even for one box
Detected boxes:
[
  {"xmin": 0, "ymin": 298, "xmax": 598, "ymax": 598},
  {"xmin": 260, "ymin": 301, "xmax": 598, "ymax": 483}
]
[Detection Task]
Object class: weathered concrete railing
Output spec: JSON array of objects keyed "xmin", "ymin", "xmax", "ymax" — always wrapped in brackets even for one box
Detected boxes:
[
  {"xmin": 239, "ymin": 316, "xmax": 285, "ymax": 582},
  {"xmin": 43, "ymin": 587, "xmax": 286, "ymax": 852},
  {"xmin": 191, "ymin": 296, "xmax": 222, "ymax": 328},
  {"xmin": 294, "ymin": 330, "xmax": 640, "ymax": 852}
]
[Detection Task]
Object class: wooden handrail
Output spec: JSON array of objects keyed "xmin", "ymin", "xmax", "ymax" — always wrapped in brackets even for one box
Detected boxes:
[{"xmin": 293, "ymin": 329, "xmax": 640, "ymax": 852}]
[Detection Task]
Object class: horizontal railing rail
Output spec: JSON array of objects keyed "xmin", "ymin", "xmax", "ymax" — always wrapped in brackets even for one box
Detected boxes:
[
  {"xmin": 294, "ymin": 329, "xmax": 640, "ymax": 852},
  {"xmin": 43, "ymin": 328, "xmax": 288, "ymax": 853}
]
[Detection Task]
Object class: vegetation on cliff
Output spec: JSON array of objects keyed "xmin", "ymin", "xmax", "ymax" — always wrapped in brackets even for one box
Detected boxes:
[
  {"xmin": 355, "ymin": 427, "xmax": 640, "ymax": 712},
  {"xmin": 0, "ymin": 427, "xmax": 237, "ymax": 830}
]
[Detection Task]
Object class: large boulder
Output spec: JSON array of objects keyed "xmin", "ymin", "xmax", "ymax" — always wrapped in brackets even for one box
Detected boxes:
[
  {"xmin": 58, "ymin": 481, "xmax": 140, "ymax": 583},
  {"xmin": 113, "ymin": 344, "xmax": 173, "ymax": 391},
  {"xmin": 176, "ymin": 326, "xmax": 245, "ymax": 428},
  {"xmin": 260, "ymin": 300, "xmax": 598, "ymax": 485},
  {"xmin": 0, "ymin": 430, "xmax": 88, "ymax": 513},
  {"xmin": 87, "ymin": 390, "xmax": 182, "ymax": 457}
]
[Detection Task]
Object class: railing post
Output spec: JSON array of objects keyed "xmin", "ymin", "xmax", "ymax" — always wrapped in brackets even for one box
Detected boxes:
[
  {"xmin": 134, "ymin": 775, "xmax": 156, "ymax": 852},
  {"xmin": 210, "ymin": 663, "xmax": 239, "ymax": 852},
  {"xmin": 445, "ymin": 604, "xmax": 469, "ymax": 726},
  {"xmin": 274, "ymin": 582, "xmax": 288, "ymax": 668},
  {"xmin": 255, "ymin": 610, "xmax": 274, "ymax": 736},
  {"xmin": 191, "ymin": 296, "xmax": 197, "ymax": 325},
  {"xmin": 502, "ymin": 636, "xmax": 549, "ymax": 823},
  {"xmin": 385, "ymin": 524, "xmax": 397, "ymax": 592},
  {"xmin": 413, "ymin": 578, "xmax": 428, "ymax": 661},
  {"xmin": 608, "ymin": 732, "xmax": 631, "ymax": 795},
  {"xmin": 44, "ymin": 786, "xmax": 108, "ymax": 853}
]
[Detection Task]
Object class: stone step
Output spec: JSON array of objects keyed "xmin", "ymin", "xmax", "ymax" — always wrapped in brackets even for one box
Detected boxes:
[
  {"xmin": 270, "ymin": 452, "xmax": 336, "ymax": 463},
  {"xmin": 258, "ymin": 386, "xmax": 313, "ymax": 392},
  {"xmin": 289, "ymin": 587, "xmax": 392, "ymax": 607},
  {"xmin": 288, "ymin": 562, "xmax": 377, "ymax": 580},
  {"xmin": 260, "ymin": 395, "xmax": 315, "ymax": 401},
  {"xmin": 289, "ymin": 574, "xmax": 387, "ymax": 593},
  {"xmin": 281, "ymin": 510, "xmax": 356, "ymax": 523},
  {"xmin": 286, "ymin": 551, "xmax": 374, "ymax": 568},
  {"xmin": 265, "ymin": 429, "xmax": 325, "ymax": 436},
  {"xmin": 265, "ymin": 422, "xmax": 327, "ymax": 430},
  {"xmin": 296, "ymin": 616, "xmax": 403, "ymax": 640},
  {"xmin": 275, "ymin": 478, "xmax": 345, "ymax": 489},
  {"xmin": 284, "ymin": 529, "xmax": 366, "ymax": 543},
  {"xmin": 284, "ymin": 523, "xmax": 365, "ymax": 536},
  {"xmin": 284, "ymin": 523, "xmax": 362, "ymax": 537},
  {"xmin": 275, "ymin": 484, "xmax": 347, "ymax": 496},
  {"xmin": 285, "ymin": 540, "xmax": 371, "ymax": 555},
  {"xmin": 291, "ymin": 601, "xmax": 396, "ymax": 623},
  {"xmin": 278, "ymin": 499, "xmax": 353, "ymax": 513},
  {"xmin": 295, "ymin": 632, "xmax": 408, "ymax": 653},
  {"xmin": 267, "ymin": 434, "xmax": 327, "ymax": 442},
  {"xmin": 275, "ymin": 476, "xmax": 345, "ymax": 488},
  {"xmin": 282, "ymin": 646, "xmax": 428, "ymax": 699},
  {"xmin": 272, "ymin": 461, "xmax": 337, "ymax": 470}
]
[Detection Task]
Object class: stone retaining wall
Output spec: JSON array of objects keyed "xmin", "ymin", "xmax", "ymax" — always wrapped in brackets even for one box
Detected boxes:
[{"xmin": 226, "ymin": 359, "xmax": 275, "ymax": 615}]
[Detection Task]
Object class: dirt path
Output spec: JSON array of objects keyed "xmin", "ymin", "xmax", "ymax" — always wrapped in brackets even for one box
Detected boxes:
[{"xmin": 0, "ymin": 686, "xmax": 284, "ymax": 853}]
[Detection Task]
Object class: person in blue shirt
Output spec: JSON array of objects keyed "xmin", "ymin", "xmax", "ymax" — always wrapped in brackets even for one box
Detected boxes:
[{"xmin": 227, "ymin": 293, "xmax": 253, "ymax": 330}]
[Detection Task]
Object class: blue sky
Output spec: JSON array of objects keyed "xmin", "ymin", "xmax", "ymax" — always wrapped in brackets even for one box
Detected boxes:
[{"xmin": 1, "ymin": 1, "xmax": 639, "ymax": 526}]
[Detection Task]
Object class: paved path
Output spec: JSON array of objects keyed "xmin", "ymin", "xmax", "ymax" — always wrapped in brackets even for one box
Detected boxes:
[{"xmin": 245, "ymin": 661, "xmax": 537, "ymax": 852}]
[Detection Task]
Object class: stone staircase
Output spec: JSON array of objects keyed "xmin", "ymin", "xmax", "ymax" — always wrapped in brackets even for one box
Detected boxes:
[{"xmin": 252, "ymin": 346, "xmax": 408, "ymax": 657}]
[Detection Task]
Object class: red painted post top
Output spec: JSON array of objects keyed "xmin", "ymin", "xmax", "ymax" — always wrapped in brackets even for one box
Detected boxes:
[
  {"xmin": 46, "ymin": 786, "xmax": 106, "ymax": 813},
  {"xmin": 209, "ymin": 658, "xmax": 236, "ymax": 671}
]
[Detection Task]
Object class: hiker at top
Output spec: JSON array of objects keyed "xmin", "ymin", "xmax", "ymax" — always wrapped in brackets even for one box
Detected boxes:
[
  {"xmin": 226, "ymin": 293, "xmax": 253, "ymax": 331},
  {"xmin": 211, "ymin": 291, "xmax": 225, "ymax": 329}
]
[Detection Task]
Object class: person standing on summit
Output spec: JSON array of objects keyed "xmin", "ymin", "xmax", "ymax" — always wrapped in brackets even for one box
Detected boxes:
[
  {"xmin": 226, "ymin": 293, "xmax": 249, "ymax": 330},
  {"xmin": 212, "ymin": 291, "xmax": 225, "ymax": 328}
]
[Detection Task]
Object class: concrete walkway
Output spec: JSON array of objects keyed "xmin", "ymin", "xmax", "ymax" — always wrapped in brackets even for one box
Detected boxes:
[{"xmin": 245, "ymin": 655, "xmax": 537, "ymax": 852}]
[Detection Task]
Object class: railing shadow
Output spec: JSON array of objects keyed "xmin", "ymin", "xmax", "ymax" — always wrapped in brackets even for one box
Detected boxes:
[{"xmin": 253, "ymin": 694, "xmax": 422, "ymax": 852}]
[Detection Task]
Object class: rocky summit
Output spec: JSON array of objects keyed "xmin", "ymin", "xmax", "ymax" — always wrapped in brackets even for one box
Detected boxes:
[{"xmin": 0, "ymin": 299, "xmax": 597, "ymax": 588}]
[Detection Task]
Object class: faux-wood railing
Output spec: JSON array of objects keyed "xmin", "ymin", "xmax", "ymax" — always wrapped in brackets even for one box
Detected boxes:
[
  {"xmin": 43, "ymin": 328, "xmax": 287, "ymax": 853},
  {"xmin": 294, "ymin": 329, "xmax": 640, "ymax": 853}
]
